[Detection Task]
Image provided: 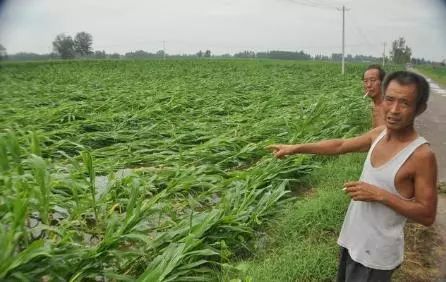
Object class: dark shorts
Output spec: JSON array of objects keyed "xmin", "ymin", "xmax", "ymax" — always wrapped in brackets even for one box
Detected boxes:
[{"xmin": 337, "ymin": 247, "xmax": 397, "ymax": 282}]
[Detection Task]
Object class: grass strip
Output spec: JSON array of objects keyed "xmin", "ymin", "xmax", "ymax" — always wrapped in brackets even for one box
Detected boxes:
[
  {"xmin": 225, "ymin": 153, "xmax": 365, "ymax": 281},
  {"xmin": 415, "ymin": 65, "xmax": 446, "ymax": 86}
]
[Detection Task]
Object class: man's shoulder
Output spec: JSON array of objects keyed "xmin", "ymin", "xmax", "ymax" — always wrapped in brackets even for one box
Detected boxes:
[
  {"xmin": 409, "ymin": 143, "xmax": 437, "ymax": 182},
  {"xmin": 408, "ymin": 143, "xmax": 437, "ymax": 174},
  {"xmin": 367, "ymin": 125, "xmax": 386, "ymax": 140},
  {"xmin": 412, "ymin": 143, "xmax": 436, "ymax": 162}
]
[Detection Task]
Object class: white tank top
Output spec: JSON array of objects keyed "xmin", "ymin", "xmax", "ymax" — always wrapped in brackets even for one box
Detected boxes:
[{"xmin": 337, "ymin": 129, "xmax": 428, "ymax": 270}]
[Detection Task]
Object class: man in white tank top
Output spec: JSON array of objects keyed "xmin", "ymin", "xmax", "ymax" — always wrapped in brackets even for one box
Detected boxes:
[{"xmin": 268, "ymin": 71, "xmax": 438, "ymax": 282}]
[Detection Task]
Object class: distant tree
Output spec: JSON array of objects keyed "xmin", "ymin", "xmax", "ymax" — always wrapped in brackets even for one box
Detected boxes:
[
  {"xmin": 125, "ymin": 50, "xmax": 153, "ymax": 59},
  {"xmin": 352, "ymin": 54, "xmax": 380, "ymax": 63},
  {"xmin": 411, "ymin": 57, "xmax": 427, "ymax": 65},
  {"xmin": 74, "ymin": 32, "xmax": 93, "ymax": 56},
  {"xmin": 156, "ymin": 50, "xmax": 165, "ymax": 58},
  {"xmin": 93, "ymin": 50, "xmax": 106, "ymax": 59},
  {"xmin": 197, "ymin": 50, "xmax": 203, "ymax": 58},
  {"xmin": 7, "ymin": 52, "xmax": 48, "ymax": 61},
  {"xmin": 204, "ymin": 50, "xmax": 211, "ymax": 57},
  {"xmin": 53, "ymin": 34, "xmax": 75, "ymax": 59},
  {"xmin": 390, "ymin": 37, "xmax": 412, "ymax": 64},
  {"xmin": 256, "ymin": 50, "xmax": 310, "ymax": 60},
  {"xmin": 331, "ymin": 53, "xmax": 342, "ymax": 61},
  {"xmin": 234, "ymin": 50, "xmax": 255, "ymax": 58},
  {"xmin": 0, "ymin": 43, "xmax": 6, "ymax": 60},
  {"xmin": 314, "ymin": 54, "xmax": 330, "ymax": 61},
  {"xmin": 109, "ymin": 53, "xmax": 121, "ymax": 59}
]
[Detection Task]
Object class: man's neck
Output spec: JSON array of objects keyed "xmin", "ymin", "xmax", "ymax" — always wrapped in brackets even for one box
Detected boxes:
[
  {"xmin": 385, "ymin": 124, "xmax": 418, "ymax": 142},
  {"xmin": 371, "ymin": 94, "xmax": 383, "ymax": 106}
]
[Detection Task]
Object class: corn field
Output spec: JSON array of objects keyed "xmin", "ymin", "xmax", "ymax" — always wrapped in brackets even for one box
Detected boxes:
[{"xmin": 1, "ymin": 59, "xmax": 372, "ymax": 281}]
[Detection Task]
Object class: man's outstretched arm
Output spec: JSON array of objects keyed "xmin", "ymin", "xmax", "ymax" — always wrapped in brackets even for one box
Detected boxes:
[{"xmin": 267, "ymin": 126, "xmax": 383, "ymax": 158}]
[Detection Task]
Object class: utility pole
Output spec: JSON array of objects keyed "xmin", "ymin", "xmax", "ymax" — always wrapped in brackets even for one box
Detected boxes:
[
  {"xmin": 342, "ymin": 5, "xmax": 345, "ymax": 74},
  {"xmin": 382, "ymin": 42, "xmax": 386, "ymax": 66},
  {"xmin": 163, "ymin": 40, "xmax": 166, "ymax": 60},
  {"xmin": 338, "ymin": 6, "xmax": 348, "ymax": 74}
]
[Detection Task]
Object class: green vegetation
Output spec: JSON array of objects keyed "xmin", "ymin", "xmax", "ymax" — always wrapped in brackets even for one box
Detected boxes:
[
  {"xmin": 225, "ymin": 154, "xmax": 365, "ymax": 281},
  {"xmin": 0, "ymin": 59, "xmax": 394, "ymax": 280},
  {"xmin": 415, "ymin": 65, "xmax": 446, "ymax": 86}
]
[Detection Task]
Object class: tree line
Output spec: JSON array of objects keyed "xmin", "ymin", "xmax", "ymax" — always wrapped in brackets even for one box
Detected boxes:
[{"xmin": 0, "ymin": 36, "xmax": 444, "ymax": 65}]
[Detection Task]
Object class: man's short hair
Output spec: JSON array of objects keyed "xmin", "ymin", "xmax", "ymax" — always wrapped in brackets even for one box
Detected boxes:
[
  {"xmin": 363, "ymin": 64, "xmax": 386, "ymax": 81},
  {"xmin": 382, "ymin": 71, "xmax": 430, "ymax": 110}
]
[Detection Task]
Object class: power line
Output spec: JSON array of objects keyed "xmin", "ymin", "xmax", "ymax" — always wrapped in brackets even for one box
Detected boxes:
[
  {"xmin": 289, "ymin": 0, "xmax": 351, "ymax": 74},
  {"xmin": 349, "ymin": 13, "xmax": 382, "ymax": 55},
  {"xmin": 287, "ymin": 0, "xmax": 338, "ymax": 10}
]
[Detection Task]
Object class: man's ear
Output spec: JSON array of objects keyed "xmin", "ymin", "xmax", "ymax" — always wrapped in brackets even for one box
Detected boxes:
[{"xmin": 416, "ymin": 103, "xmax": 427, "ymax": 116}]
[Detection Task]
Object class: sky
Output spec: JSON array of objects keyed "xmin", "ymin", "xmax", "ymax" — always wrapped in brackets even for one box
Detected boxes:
[{"xmin": 0, "ymin": 0, "xmax": 445, "ymax": 61}]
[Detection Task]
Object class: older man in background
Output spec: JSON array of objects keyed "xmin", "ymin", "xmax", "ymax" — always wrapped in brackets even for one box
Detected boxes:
[{"xmin": 363, "ymin": 64, "xmax": 386, "ymax": 128}]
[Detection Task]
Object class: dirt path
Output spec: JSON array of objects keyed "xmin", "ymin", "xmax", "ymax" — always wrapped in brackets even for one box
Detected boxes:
[
  {"xmin": 413, "ymin": 69, "xmax": 446, "ymax": 280},
  {"xmin": 414, "ymin": 74, "xmax": 446, "ymax": 182}
]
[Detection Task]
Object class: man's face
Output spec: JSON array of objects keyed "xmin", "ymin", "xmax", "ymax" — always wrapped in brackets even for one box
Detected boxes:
[
  {"xmin": 382, "ymin": 81, "xmax": 418, "ymax": 130},
  {"xmin": 363, "ymin": 69, "xmax": 381, "ymax": 98}
]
